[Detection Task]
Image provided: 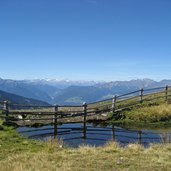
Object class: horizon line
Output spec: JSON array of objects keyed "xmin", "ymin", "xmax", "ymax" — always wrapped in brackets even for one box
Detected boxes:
[{"xmin": 1, "ymin": 77, "xmax": 171, "ymax": 83}]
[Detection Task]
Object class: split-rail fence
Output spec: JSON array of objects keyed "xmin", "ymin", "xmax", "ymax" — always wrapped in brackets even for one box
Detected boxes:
[{"xmin": 0, "ymin": 85, "xmax": 171, "ymax": 130}]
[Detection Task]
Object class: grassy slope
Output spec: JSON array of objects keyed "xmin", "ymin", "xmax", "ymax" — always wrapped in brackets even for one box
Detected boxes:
[
  {"xmin": 109, "ymin": 98, "xmax": 171, "ymax": 126},
  {"xmin": 122, "ymin": 103, "xmax": 171, "ymax": 122},
  {"xmin": 0, "ymin": 121, "xmax": 171, "ymax": 171}
]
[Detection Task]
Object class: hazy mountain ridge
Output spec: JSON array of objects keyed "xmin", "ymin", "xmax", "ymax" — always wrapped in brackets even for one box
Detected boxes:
[
  {"xmin": 0, "ymin": 78, "xmax": 59, "ymax": 103},
  {"xmin": 22, "ymin": 79, "xmax": 102, "ymax": 89},
  {"xmin": 0, "ymin": 78, "xmax": 171, "ymax": 105},
  {"xmin": 53, "ymin": 79, "xmax": 171, "ymax": 104}
]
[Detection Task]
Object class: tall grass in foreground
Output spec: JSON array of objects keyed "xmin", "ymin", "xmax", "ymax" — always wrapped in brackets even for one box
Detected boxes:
[{"xmin": 0, "ymin": 142, "xmax": 171, "ymax": 171}]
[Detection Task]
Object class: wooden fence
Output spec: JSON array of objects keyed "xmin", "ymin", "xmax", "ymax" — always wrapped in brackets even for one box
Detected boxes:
[{"xmin": 0, "ymin": 85, "xmax": 171, "ymax": 128}]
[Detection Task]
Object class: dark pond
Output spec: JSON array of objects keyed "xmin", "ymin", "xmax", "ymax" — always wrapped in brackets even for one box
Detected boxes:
[{"xmin": 17, "ymin": 123, "xmax": 171, "ymax": 147}]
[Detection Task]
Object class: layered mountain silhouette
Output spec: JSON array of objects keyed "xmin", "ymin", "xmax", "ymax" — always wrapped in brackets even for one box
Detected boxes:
[{"xmin": 0, "ymin": 78, "xmax": 170, "ymax": 105}]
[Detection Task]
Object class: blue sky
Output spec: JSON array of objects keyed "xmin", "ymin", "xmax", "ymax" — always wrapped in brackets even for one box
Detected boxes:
[{"xmin": 0, "ymin": 0, "xmax": 171, "ymax": 81}]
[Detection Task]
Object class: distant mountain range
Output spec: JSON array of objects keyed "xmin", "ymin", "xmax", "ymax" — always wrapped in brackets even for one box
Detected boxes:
[
  {"xmin": 53, "ymin": 79, "xmax": 171, "ymax": 104},
  {"xmin": 24, "ymin": 79, "xmax": 103, "ymax": 89},
  {"xmin": 0, "ymin": 78, "xmax": 59, "ymax": 104},
  {"xmin": 0, "ymin": 90, "xmax": 49, "ymax": 106},
  {"xmin": 0, "ymin": 78, "xmax": 171, "ymax": 105}
]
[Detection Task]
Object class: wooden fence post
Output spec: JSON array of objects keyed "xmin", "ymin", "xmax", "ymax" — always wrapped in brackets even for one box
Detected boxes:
[
  {"xmin": 83, "ymin": 102, "xmax": 87, "ymax": 139},
  {"xmin": 112, "ymin": 95, "xmax": 117, "ymax": 113},
  {"xmin": 54, "ymin": 105, "xmax": 58, "ymax": 138},
  {"xmin": 140, "ymin": 88, "xmax": 144, "ymax": 104},
  {"xmin": 3, "ymin": 101, "xmax": 9, "ymax": 122},
  {"xmin": 165, "ymin": 85, "xmax": 168, "ymax": 102}
]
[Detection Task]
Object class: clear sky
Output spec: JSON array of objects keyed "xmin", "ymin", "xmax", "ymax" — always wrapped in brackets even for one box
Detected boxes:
[{"xmin": 0, "ymin": 0, "xmax": 171, "ymax": 81}]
